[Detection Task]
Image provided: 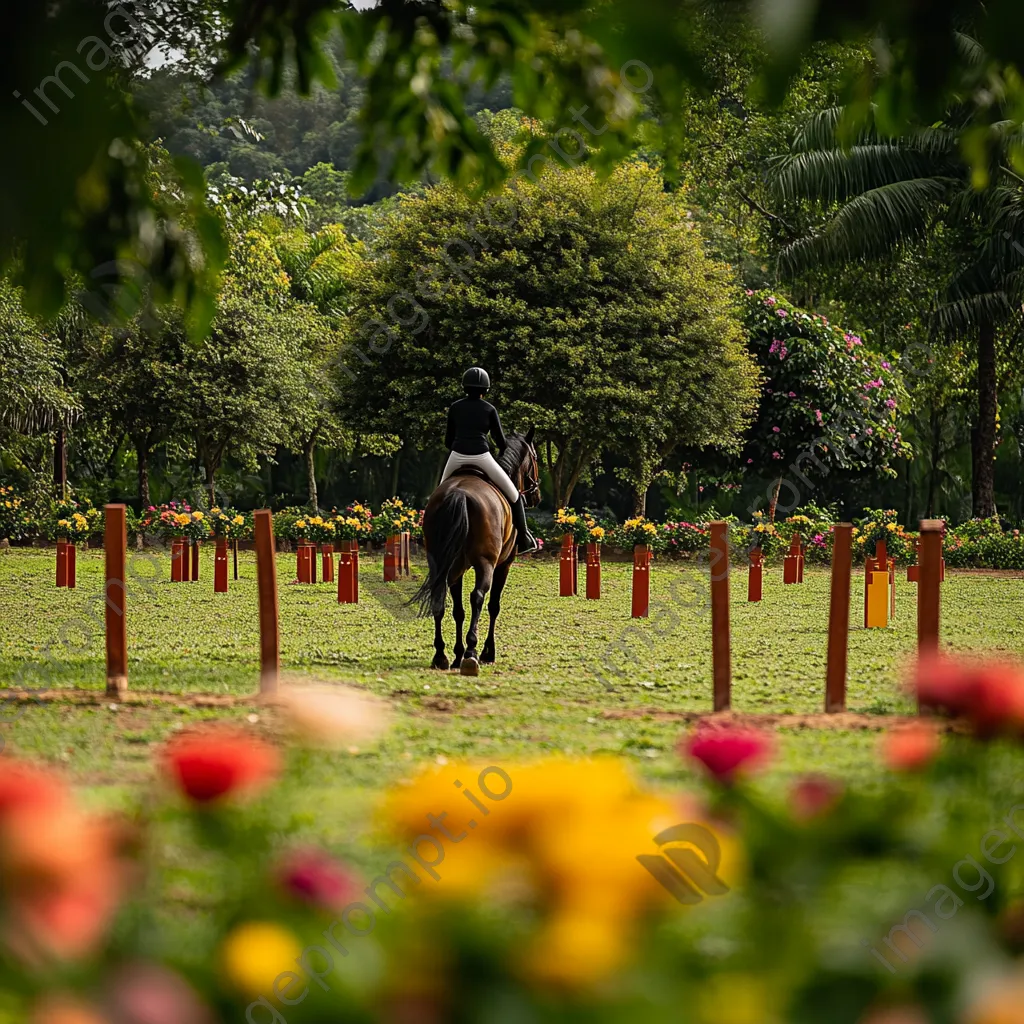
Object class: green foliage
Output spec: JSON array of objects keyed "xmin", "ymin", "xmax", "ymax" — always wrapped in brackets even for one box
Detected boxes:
[
  {"xmin": 740, "ymin": 289, "xmax": 912, "ymax": 481},
  {"xmin": 342, "ymin": 160, "xmax": 759, "ymax": 509}
]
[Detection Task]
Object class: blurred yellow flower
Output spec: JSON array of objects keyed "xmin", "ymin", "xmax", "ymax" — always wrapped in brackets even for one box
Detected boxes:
[
  {"xmin": 192, "ymin": 511, "xmax": 204, "ymax": 520},
  {"xmin": 379, "ymin": 757, "xmax": 743, "ymax": 991},
  {"xmin": 233, "ymin": 515, "xmax": 245, "ymax": 526},
  {"xmin": 220, "ymin": 921, "xmax": 302, "ymax": 999}
]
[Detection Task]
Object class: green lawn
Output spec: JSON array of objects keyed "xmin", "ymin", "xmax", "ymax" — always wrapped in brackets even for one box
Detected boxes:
[{"xmin": 1, "ymin": 546, "xmax": 1021, "ymax": 852}]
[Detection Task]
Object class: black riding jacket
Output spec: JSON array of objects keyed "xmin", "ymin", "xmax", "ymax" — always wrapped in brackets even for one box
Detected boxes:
[{"xmin": 445, "ymin": 398, "xmax": 507, "ymax": 456}]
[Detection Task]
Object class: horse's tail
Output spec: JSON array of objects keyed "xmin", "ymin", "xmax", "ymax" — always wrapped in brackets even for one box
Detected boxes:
[{"xmin": 411, "ymin": 488, "xmax": 469, "ymax": 618}]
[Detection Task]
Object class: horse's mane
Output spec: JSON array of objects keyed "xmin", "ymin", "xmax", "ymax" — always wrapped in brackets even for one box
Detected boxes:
[{"xmin": 498, "ymin": 434, "xmax": 531, "ymax": 477}]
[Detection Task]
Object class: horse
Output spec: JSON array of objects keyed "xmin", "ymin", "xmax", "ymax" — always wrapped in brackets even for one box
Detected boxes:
[{"xmin": 413, "ymin": 428, "xmax": 540, "ymax": 675}]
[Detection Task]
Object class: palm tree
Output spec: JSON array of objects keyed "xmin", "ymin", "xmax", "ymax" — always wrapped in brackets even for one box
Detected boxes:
[{"xmin": 774, "ymin": 97, "xmax": 1024, "ymax": 518}]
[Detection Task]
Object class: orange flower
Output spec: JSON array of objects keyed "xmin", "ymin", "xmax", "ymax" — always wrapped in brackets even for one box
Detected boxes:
[
  {"xmin": 883, "ymin": 723, "xmax": 941, "ymax": 772},
  {"xmin": 162, "ymin": 728, "xmax": 280, "ymax": 804},
  {"xmin": 0, "ymin": 761, "xmax": 124, "ymax": 963}
]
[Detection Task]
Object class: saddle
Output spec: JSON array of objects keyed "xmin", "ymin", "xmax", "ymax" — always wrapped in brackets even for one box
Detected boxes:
[
  {"xmin": 449, "ymin": 467, "xmax": 509, "ymax": 505},
  {"xmin": 450, "ymin": 467, "xmax": 490, "ymax": 482}
]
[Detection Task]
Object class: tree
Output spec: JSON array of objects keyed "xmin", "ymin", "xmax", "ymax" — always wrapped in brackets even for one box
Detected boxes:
[
  {"xmin": 773, "ymin": 98, "xmax": 1023, "ymax": 517},
  {"xmin": 272, "ymin": 223, "xmax": 364, "ymax": 509},
  {"xmin": 341, "ymin": 160, "xmax": 759, "ymax": 509},
  {"xmin": 12, "ymin": 0, "xmax": 1024, "ymax": 329},
  {"xmin": 739, "ymin": 290, "xmax": 912, "ymax": 519}
]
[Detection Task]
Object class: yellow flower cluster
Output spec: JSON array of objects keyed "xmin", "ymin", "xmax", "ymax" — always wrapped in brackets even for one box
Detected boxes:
[
  {"xmin": 175, "ymin": 513, "xmax": 191, "ymax": 527},
  {"xmin": 623, "ymin": 517, "xmax": 657, "ymax": 536},
  {"xmin": 380, "ymin": 759, "xmax": 744, "ymax": 989},
  {"xmin": 554, "ymin": 508, "xmax": 579, "ymax": 526},
  {"xmin": 589, "ymin": 526, "xmax": 605, "ymax": 541}
]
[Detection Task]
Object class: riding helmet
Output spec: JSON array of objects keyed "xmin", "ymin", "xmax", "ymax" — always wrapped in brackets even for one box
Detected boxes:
[{"xmin": 462, "ymin": 366, "xmax": 491, "ymax": 392}]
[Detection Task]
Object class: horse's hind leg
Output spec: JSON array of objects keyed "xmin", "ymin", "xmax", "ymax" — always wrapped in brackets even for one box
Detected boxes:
[
  {"xmin": 450, "ymin": 576, "xmax": 466, "ymax": 670},
  {"xmin": 431, "ymin": 612, "xmax": 449, "ymax": 670},
  {"xmin": 481, "ymin": 559, "xmax": 512, "ymax": 664},
  {"xmin": 461, "ymin": 563, "xmax": 494, "ymax": 676}
]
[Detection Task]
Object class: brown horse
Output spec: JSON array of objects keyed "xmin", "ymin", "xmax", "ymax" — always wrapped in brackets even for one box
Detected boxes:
[{"xmin": 413, "ymin": 429, "xmax": 540, "ymax": 675}]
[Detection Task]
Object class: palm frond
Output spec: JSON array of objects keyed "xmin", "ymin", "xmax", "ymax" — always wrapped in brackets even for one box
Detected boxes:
[
  {"xmin": 778, "ymin": 177, "xmax": 957, "ymax": 274},
  {"xmin": 774, "ymin": 146, "xmax": 960, "ymax": 205}
]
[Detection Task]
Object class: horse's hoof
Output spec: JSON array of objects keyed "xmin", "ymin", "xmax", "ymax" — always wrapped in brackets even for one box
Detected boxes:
[
  {"xmin": 460, "ymin": 657, "xmax": 480, "ymax": 677},
  {"xmin": 481, "ymin": 651, "xmax": 495, "ymax": 665},
  {"xmin": 451, "ymin": 658, "xmax": 462, "ymax": 670},
  {"xmin": 431, "ymin": 656, "xmax": 450, "ymax": 670}
]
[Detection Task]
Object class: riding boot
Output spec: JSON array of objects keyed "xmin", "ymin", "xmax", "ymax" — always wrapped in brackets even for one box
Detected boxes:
[{"xmin": 511, "ymin": 495, "xmax": 538, "ymax": 554}]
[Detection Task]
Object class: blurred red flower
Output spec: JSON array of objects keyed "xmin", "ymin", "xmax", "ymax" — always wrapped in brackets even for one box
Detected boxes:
[
  {"xmin": 789, "ymin": 775, "xmax": 843, "ymax": 821},
  {"xmin": 163, "ymin": 728, "xmax": 280, "ymax": 804},
  {"xmin": 883, "ymin": 723, "xmax": 941, "ymax": 772},
  {"xmin": 915, "ymin": 655, "xmax": 1024, "ymax": 739},
  {"xmin": 682, "ymin": 726, "xmax": 773, "ymax": 783},
  {"xmin": 276, "ymin": 847, "xmax": 361, "ymax": 912}
]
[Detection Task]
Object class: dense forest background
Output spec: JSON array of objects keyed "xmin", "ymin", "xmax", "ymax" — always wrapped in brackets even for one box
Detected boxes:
[{"xmin": 5, "ymin": 16, "xmax": 1024, "ymax": 525}]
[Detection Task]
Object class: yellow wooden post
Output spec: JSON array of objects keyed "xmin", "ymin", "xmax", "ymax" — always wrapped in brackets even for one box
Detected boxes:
[{"xmin": 865, "ymin": 570, "xmax": 889, "ymax": 628}]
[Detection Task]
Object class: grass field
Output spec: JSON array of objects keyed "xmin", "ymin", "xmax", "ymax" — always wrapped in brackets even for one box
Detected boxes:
[{"xmin": 1, "ymin": 546, "xmax": 1022, "ymax": 865}]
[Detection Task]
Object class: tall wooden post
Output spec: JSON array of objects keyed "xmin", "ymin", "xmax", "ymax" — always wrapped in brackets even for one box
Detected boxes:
[
  {"xmin": 559, "ymin": 535, "xmax": 575, "ymax": 597},
  {"xmin": 747, "ymin": 546, "xmax": 763, "ymax": 602},
  {"xmin": 214, "ymin": 538, "xmax": 228, "ymax": 593},
  {"xmin": 825, "ymin": 523, "xmax": 853, "ymax": 712},
  {"xmin": 104, "ymin": 505, "xmax": 128, "ymax": 698},
  {"xmin": 917, "ymin": 519, "xmax": 944, "ymax": 664},
  {"xmin": 232, "ymin": 539, "xmax": 239, "ymax": 580},
  {"xmin": 190, "ymin": 541, "xmax": 200, "ymax": 582},
  {"xmin": 585, "ymin": 542, "xmax": 602, "ymax": 600},
  {"xmin": 631, "ymin": 545, "xmax": 651, "ymax": 618},
  {"xmin": 253, "ymin": 510, "xmax": 280, "ymax": 695},
  {"xmin": 709, "ymin": 521, "xmax": 731, "ymax": 711},
  {"xmin": 56, "ymin": 538, "xmax": 68, "ymax": 587}
]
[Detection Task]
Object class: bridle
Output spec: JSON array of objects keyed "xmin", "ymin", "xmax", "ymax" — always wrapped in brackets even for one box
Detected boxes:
[{"xmin": 519, "ymin": 444, "xmax": 541, "ymax": 503}]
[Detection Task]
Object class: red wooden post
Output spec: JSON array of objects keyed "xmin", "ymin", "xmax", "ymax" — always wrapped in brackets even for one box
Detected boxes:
[
  {"xmin": 67, "ymin": 543, "xmax": 77, "ymax": 589},
  {"xmin": 783, "ymin": 533, "xmax": 800, "ymax": 584},
  {"xmin": 631, "ymin": 544, "xmax": 651, "ymax": 618},
  {"xmin": 214, "ymin": 538, "xmax": 229, "ymax": 593},
  {"xmin": 322, "ymin": 543, "xmax": 334, "ymax": 584},
  {"xmin": 401, "ymin": 532, "xmax": 411, "ymax": 576},
  {"xmin": 299, "ymin": 542, "xmax": 314, "ymax": 584},
  {"xmin": 384, "ymin": 534, "xmax": 399, "ymax": 582},
  {"xmin": 56, "ymin": 538, "xmax": 68, "ymax": 587},
  {"xmin": 253, "ymin": 510, "xmax": 280, "ymax": 695},
  {"xmin": 797, "ymin": 539, "xmax": 805, "ymax": 583},
  {"xmin": 918, "ymin": 519, "xmax": 944, "ymax": 664},
  {"xmin": 585, "ymin": 542, "xmax": 602, "ymax": 600},
  {"xmin": 572, "ymin": 542, "xmax": 579, "ymax": 595},
  {"xmin": 559, "ymin": 535, "xmax": 575, "ymax": 597},
  {"xmin": 825, "ymin": 523, "xmax": 853, "ymax": 712},
  {"xmin": 747, "ymin": 546, "xmax": 763, "ymax": 602},
  {"xmin": 338, "ymin": 542, "xmax": 356, "ymax": 603},
  {"xmin": 233, "ymin": 539, "xmax": 239, "ymax": 581},
  {"xmin": 190, "ymin": 541, "xmax": 200, "ymax": 582},
  {"xmin": 709, "ymin": 521, "xmax": 731, "ymax": 711},
  {"xmin": 889, "ymin": 557, "xmax": 896, "ymax": 618},
  {"xmin": 353, "ymin": 540, "xmax": 360, "ymax": 602},
  {"xmin": 171, "ymin": 538, "xmax": 185, "ymax": 582},
  {"xmin": 104, "ymin": 505, "xmax": 128, "ymax": 698}
]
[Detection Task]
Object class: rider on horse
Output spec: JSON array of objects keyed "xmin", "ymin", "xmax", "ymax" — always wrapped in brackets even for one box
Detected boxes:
[{"xmin": 439, "ymin": 367, "xmax": 538, "ymax": 554}]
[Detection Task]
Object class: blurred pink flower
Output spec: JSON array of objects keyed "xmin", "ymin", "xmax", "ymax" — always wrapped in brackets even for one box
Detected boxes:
[{"xmin": 683, "ymin": 727, "xmax": 774, "ymax": 784}]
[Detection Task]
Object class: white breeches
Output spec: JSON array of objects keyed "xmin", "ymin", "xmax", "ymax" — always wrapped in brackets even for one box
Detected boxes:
[{"xmin": 441, "ymin": 451, "xmax": 519, "ymax": 504}]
